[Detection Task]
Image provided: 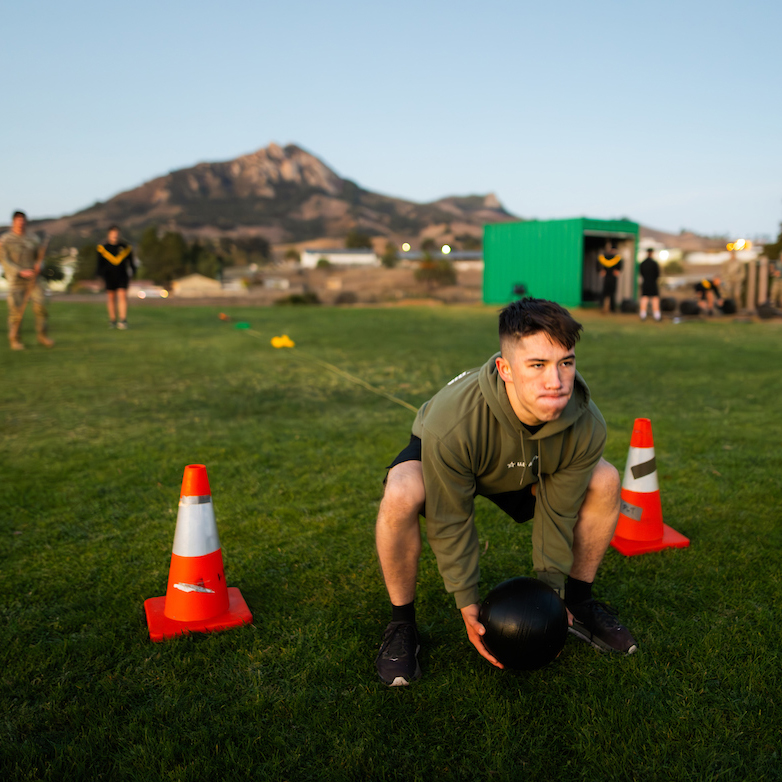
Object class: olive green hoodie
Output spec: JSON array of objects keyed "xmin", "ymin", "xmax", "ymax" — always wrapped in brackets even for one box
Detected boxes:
[{"xmin": 411, "ymin": 353, "xmax": 606, "ymax": 608}]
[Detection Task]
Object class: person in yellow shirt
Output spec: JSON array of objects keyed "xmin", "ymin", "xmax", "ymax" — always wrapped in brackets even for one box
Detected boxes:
[{"xmin": 96, "ymin": 225, "xmax": 136, "ymax": 329}]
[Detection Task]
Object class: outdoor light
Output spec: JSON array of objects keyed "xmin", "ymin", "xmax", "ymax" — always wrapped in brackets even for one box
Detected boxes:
[
  {"xmin": 441, "ymin": 244, "xmax": 451, "ymax": 254},
  {"xmin": 160, "ymin": 290, "xmax": 169, "ymax": 299},
  {"xmin": 659, "ymin": 250, "xmax": 669, "ymax": 261},
  {"xmin": 402, "ymin": 243, "xmax": 411, "ymax": 252}
]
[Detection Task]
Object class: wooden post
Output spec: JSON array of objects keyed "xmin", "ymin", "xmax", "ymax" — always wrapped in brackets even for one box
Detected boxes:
[
  {"xmin": 758, "ymin": 256, "xmax": 768, "ymax": 304},
  {"xmin": 746, "ymin": 260, "xmax": 757, "ymax": 313}
]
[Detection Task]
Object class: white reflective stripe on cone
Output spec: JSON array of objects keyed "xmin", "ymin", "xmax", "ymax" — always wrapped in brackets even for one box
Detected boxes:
[
  {"xmin": 171, "ymin": 499, "xmax": 221, "ymax": 557},
  {"xmin": 622, "ymin": 446, "xmax": 659, "ymax": 493}
]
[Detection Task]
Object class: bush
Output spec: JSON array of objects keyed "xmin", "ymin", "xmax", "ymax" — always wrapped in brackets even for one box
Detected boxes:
[
  {"xmin": 335, "ymin": 291, "xmax": 358, "ymax": 305},
  {"xmin": 316, "ymin": 258, "xmax": 331, "ymax": 268},
  {"xmin": 663, "ymin": 260, "xmax": 684, "ymax": 275},
  {"xmin": 415, "ymin": 258, "xmax": 457, "ymax": 287},
  {"xmin": 274, "ymin": 291, "xmax": 321, "ymax": 306},
  {"xmin": 380, "ymin": 242, "xmax": 398, "ymax": 268}
]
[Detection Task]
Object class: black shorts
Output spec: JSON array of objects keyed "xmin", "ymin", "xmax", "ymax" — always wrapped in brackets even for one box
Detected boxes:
[
  {"xmin": 641, "ymin": 281, "xmax": 659, "ymax": 297},
  {"xmin": 387, "ymin": 434, "xmax": 537, "ymax": 523},
  {"xmin": 103, "ymin": 268, "xmax": 130, "ymax": 291}
]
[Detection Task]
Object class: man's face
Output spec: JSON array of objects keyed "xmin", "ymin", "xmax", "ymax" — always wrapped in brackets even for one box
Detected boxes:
[
  {"xmin": 495, "ymin": 332, "xmax": 576, "ymax": 426},
  {"xmin": 108, "ymin": 229, "xmax": 120, "ymax": 244},
  {"xmin": 12, "ymin": 214, "xmax": 26, "ymax": 235}
]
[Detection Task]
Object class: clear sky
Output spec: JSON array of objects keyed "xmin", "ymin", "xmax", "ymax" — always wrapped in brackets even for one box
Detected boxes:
[{"xmin": 2, "ymin": 0, "xmax": 780, "ymax": 240}]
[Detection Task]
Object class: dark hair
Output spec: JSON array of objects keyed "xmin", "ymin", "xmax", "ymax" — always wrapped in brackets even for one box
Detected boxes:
[
  {"xmin": 499, "ymin": 298, "xmax": 583, "ymax": 351},
  {"xmin": 12, "ymin": 210, "xmax": 26, "ymax": 220},
  {"xmin": 108, "ymin": 225, "xmax": 120, "ymax": 233}
]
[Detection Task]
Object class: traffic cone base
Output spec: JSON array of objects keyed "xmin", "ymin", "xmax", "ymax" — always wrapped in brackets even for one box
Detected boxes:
[
  {"xmin": 144, "ymin": 587, "xmax": 252, "ymax": 643},
  {"xmin": 611, "ymin": 523, "xmax": 690, "ymax": 556}
]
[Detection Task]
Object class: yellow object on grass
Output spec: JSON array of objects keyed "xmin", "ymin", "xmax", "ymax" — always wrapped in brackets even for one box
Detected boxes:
[{"xmin": 271, "ymin": 334, "xmax": 295, "ymax": 348}]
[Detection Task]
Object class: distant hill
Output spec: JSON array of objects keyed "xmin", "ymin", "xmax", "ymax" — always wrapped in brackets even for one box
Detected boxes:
[{"xmin": 37, "ymin": 143, "xmax": 518, "ymax": 247}]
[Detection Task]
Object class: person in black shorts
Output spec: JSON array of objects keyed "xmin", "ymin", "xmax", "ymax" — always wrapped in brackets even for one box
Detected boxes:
[
  {"xmin": 639, "ymin": 248, "xmax": 661, "ymax": 321},
  {"xmin": 597, "ymin": 244, "xmax": 622, "ymax": 313},
  {"xmin": 374, "ymin": 298, "xmax": 638, "ymax": 687},
  {"xmin": 96, "ymin": 225, "xmax": 136, "ymax": 329}
]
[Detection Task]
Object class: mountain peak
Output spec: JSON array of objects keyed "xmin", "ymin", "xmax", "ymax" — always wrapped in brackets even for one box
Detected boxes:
[{"xmin": 39, "ymin": 143, "xmax": 516, "ymax": 244}]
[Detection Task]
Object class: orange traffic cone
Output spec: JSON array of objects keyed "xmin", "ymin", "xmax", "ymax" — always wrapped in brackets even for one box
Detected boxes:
[
  {"xmin": 144, "ymin": 464, "xmax": 252, "ymax": 642},
  {"xmin": 610, "ymin": 418, "xmax": 690, "ymax": 556}
]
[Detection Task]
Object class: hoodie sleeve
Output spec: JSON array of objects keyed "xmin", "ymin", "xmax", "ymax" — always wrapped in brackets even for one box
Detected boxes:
[
  {"xmin": 531, "ymin": 404, "xmax": 606, "ymax": 595},
  {"xmin": 420, "ymin": 430, "xmax": 482, "ymax": 609}
]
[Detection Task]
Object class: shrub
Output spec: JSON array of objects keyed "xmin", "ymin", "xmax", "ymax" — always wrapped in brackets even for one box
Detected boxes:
[
  {"xmin": 274, "ymin": 291, "xmax": 321, "ymax": 306},
  {"xmin": 415, "ymin": 258, "xmax": 456, "ymax": 287}
]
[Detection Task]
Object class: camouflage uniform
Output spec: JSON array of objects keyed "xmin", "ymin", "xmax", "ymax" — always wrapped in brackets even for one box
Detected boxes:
[
  {"xmin": 770, "ymin": 259, "xmax": 782, "ymax": 308},
  {"xmin": 721, "ymin": 255, "xmax": 744, "ymax": 306},
  {"xmin": 0, "ymin": 229, "xmax": 51, "ymax": 348}
]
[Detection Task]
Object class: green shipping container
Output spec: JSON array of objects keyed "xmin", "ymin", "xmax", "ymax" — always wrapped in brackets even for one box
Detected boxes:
[{"xmin": 483, "ymin": 218, "xmax": 640, "ymax": 307}]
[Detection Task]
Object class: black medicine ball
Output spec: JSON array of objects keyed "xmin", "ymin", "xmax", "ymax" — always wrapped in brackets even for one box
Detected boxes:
[
  {"xmin": 478, "ymin": 577, "xmax": 568, "ymax": 670},
  {"xmin": 679, "ymin": 299, "xmax": 700, "ymax": 316}
]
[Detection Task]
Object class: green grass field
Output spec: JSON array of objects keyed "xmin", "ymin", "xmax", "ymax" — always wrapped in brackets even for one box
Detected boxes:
[{"xmin": 2, "ymin": 302, "xmax": 781, "ymax": 782}]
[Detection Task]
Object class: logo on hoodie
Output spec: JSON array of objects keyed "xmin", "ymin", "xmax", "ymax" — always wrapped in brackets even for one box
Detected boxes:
[{"xmin": 507, "ymin": 455, "xmax": 538, "ymax": 471}]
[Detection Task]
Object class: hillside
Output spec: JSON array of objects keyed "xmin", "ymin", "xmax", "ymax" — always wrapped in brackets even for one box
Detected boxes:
[{"xmin": 37, "ymin": 143, "xmax": 517, "ymax": 247}]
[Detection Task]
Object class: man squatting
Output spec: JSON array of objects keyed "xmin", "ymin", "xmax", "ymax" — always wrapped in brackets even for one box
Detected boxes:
[{"xmin": 375, "ymin": 297, "xmax": 637, "ymax": 686}]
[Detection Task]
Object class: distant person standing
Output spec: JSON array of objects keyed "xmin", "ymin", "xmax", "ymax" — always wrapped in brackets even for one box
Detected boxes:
[
  {"xmin": 638, "ymin": 248, "xmax": 661, "ymax": 321},
  {"xmin": 96, "ymin": 225, "xmax": 136, "ymax": 329},
  {"xmin": 597, "ymin": 244, "xmax": 622, "ymax": 313},
  {"xmin": 721, "ymin": 251, "xmax": 744, "ymax": 309},
  {"xmin": 0, "ymin": 210, "xmax": 54, "ymax": 350},
  {"xmin": 695, "ymin": 277, "xmax": 723, "ymax": 315}
]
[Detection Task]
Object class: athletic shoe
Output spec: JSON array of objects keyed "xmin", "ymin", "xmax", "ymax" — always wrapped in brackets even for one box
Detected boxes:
[
  {"xmin": 109, "ymin": 321, "xmax": 117, "ymax": 329},
  {"xmin": 376, "ymin": 621, "xmax": 421, "ymax": 686},
  {"xmin": 117, "ymin": 321, "xmax": 128, "ymax": 330},
  {"xmin": 568, "ymin": 600, "xmax": 638, "ymax": 655}
]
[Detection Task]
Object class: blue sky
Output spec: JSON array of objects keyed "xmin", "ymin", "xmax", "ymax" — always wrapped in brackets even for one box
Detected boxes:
[{"xmin": 2, "ymin": 0, "xmax": 780, "ymax": 239}]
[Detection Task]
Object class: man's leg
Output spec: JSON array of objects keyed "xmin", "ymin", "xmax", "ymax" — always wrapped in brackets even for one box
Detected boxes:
[
  {"xmin": 652, "ymin": 296, "xmax": 661, "ymax": 321},
  {"xmin": 32, "ymin": 288, "xmax": 54, "ymax": 348},
  {"xmin": 639, "ymin": 296, "xmax": 649, "ymax": 320},
  {"xmin": 566, "ymin": 458, "xmax": 638, "ymax": 654},
  {"xmin": 569, "ymin": 458, "xmax": 620, "ymax": 582},
  {"xmin": 117, "ymin": 288, "xmax": 128, "ymax": 327},
  {"xmin": 375, "ymin": 461, "xmax": 425, "ymax": 685},
  {"xmin": 7, "ymin": 282, "xmax": 25, "ymax": 350},
  {"xmin": 107, "ymin": 290, "xmax": 117, "ymax": 325}
]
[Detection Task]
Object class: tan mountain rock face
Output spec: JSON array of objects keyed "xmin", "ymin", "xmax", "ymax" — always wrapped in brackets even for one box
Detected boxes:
[{"xmin": 35, "ymin": 143, "xmax": 516, "ymax": 245}]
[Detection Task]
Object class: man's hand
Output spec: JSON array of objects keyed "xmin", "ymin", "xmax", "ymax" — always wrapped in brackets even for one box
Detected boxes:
[
  {"xmin": 19, "ymin": 269, "xmax": 36, "ymax": 279},
  {"xmin": 460, "ymin": 603, "xmax": 504, "ymax": 669}
]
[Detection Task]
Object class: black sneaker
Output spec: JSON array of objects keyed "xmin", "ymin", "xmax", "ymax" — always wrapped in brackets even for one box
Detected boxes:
[
  {"xmin": 568, "ymin": 600, "xmax": 638, "ymax": 655},
  {"xmin": 376, "ymin": 621, "xmax": 421, "ymax": 686}
]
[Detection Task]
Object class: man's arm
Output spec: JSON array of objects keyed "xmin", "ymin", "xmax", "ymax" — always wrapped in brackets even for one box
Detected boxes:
[
  {"xmin": 530, "ymin": 411, "xmax": 606, "ymax": 593},
  {"xmin": 420, "ymin": 433, "xmax": 504, "ymax": 665}
]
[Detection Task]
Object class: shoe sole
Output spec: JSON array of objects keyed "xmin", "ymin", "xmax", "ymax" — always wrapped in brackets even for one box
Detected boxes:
[{"xmin": 568, "ymin": 624, "xmax": 638, "ymax": 655}]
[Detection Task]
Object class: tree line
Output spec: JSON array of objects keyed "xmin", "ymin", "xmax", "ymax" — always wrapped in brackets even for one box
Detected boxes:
[{"xmin": 73, "ymin": 228, "xmax": 271, "ymax": 286}]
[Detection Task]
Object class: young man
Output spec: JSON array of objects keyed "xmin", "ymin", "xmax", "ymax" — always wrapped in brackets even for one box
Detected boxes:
[
  {"xmin": 375, "ymin": 298, "xmax": 637, "ymax": 686},
  {"xmin": 0, "ymin": 211, "xmax": 54, "ymax": 350},
  {"xmin": 639, "ymin": 248, "xmax": 662, "ymax": 322},
  {"xmin": 96, "ymin": 225, "xmax": 136, "ymax": 329}
]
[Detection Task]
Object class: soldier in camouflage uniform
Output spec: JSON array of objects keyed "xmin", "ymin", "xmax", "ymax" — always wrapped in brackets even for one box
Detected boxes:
[
  {"xmin": 721, "ymin": 251, "xmax": 744, "ymax": 308},
  {"xmin": 0, "ymin": 211, "xmax": 54, "ymax": 350},
  {"xmin": 770, "ymin": 257, "xmax": 782, "ymax": 308}
]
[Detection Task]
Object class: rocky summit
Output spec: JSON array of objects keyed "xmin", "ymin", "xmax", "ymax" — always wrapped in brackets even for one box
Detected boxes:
[{"xmin": 38, "ymin": 143, "xmax": 517, "ymax": 245}]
